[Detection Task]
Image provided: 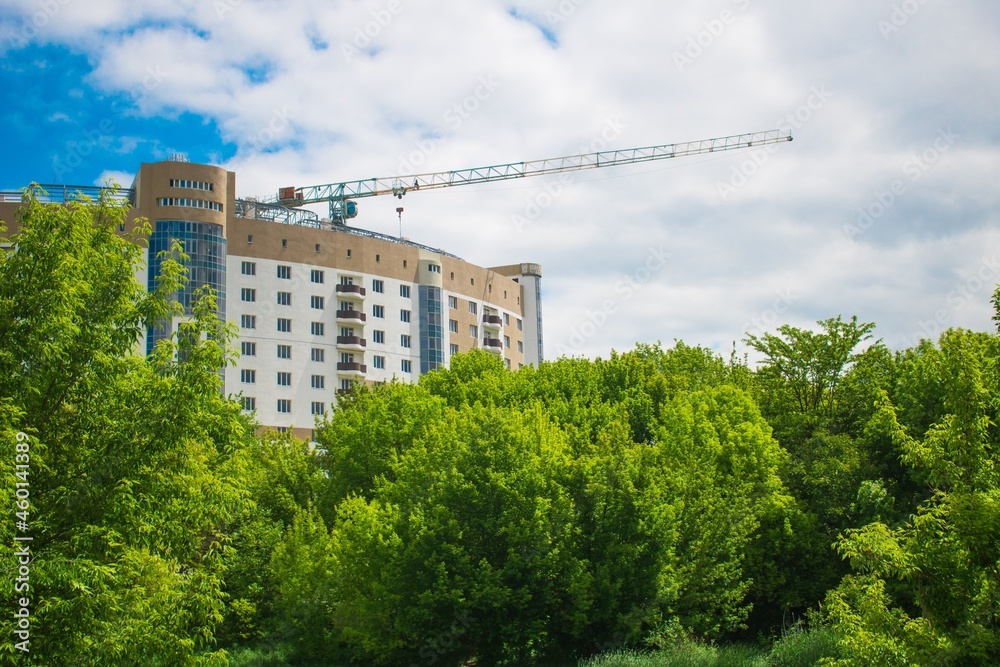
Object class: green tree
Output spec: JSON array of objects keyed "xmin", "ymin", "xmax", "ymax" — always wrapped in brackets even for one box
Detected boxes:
[
  {"xmin": 217, "ymin": 430, "xmax": 328, "ymax": 647},
  {"xmin": 300, "ymin": 345, "xmax": 792, "ymax": 664},
  {"xmin": 825, "ymin": 327, "xmax": 1000, "ymax": 666},
  {"xmin": 0, "ymin": 189, "xmax": 253, "ymax": 665},
  {"xmin": 742, "ymin": 316, "xmax": 892, "ymax": 628}
]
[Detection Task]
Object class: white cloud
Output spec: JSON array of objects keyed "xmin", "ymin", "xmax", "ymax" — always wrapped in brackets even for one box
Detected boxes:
[
  {"xmin": 95, "ymin": 169, "xmax": 134, "ymax": 188},
  {"xmin": 3, "ymin": 0, "xmax": 1000, "ymax": 361}
]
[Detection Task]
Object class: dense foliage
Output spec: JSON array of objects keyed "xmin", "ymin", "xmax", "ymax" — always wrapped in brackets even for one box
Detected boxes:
[{"xmin": 1, "ymin": 192, "xmax": 998, "ymax": 665}]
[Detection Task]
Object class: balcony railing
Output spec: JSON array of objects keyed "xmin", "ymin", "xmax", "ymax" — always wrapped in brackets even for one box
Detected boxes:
[
  {"xmin": 336, "ymin": 310, "xmax": 367, "ymax": 322},
  {"xmin": 482, "ymin": 314, "xmax": 503, "ymax": 327},
  {"xmin": 337, "ymin": 362, "xmax": 367, "ymax": 374},
  {"xmin": 336, "ymin": 284, "xmax": 367, "ymax": 296},
  {"xmin": 482, "ymin": 337, "xmax": 503, "ymax": 350},
  {"xmin": 336, "ymin": 335, "xmax": 367, "ymax": 348}
]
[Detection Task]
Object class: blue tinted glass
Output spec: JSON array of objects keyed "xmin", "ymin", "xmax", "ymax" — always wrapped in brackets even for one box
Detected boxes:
[{"xmin": 146, "ymin": 220, "xmax": 227, "ymax": 354}]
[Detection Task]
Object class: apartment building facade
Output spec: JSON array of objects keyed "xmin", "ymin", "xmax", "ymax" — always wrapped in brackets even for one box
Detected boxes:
[{"xmin": 0, "ymin": 157, "xmax": 544, "ymax": 438}]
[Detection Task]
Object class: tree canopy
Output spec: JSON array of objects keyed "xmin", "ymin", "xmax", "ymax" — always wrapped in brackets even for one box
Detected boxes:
[{"xmin": 1, "ymin": 190, "xmax": 999, "ymax": 666}]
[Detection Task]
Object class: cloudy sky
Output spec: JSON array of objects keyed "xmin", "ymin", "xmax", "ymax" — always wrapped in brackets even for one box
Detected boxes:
[{"xmin": 1, "ymin": 0, "xmax": 998, "ymax": 362}]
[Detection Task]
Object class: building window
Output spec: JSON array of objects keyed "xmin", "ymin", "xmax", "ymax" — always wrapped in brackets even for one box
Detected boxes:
[
  {"xmin": 372, "ymin": 330, "xmax": 385, "ymax": 344},
  {"xmin": 347, "ymin": 249, "xmax": 352, "ymax": 258},
  {"xmin": 277, "ymin": 318, "xmax": 291, "ymax": 333},
  {"xmin": 311, "ymin": 401, "xmax": 325, "ymax": 416},
  {"xmin": 315, "ymin": 244, "xmax": 321, "ymax": 253},
  {"xmin": 277, "ymin": 291, "xmax": 291, "ymax": 306},
  {"xmin": 372, "ymin": 279, "xmax": 384, "ymax": 293},
  {"xmin": 373, "ymin": 355, "xmax": 385, "ymax": 370},
  {"xmin": 518, "ymin": 341, "xmax": 523, "ymax": 353},
  {"xmin": 403, "ymin": 260, "xmax": 407, "ymax": 268},
  {"xmin": 156, "ymin": 197, "xmax": 223, "ymax": 212},
  {"xmin": 169, "ymin": 178, "xmax": 214, "ymax": 191},
  {"xmin": 241, "ymin": 396, "xmax": 256, "ymax": 411},
  {"xmin": 504, "ymin": 335, "xmax": 511, "ymax": 348},
  {"xmin": 281, "ymin": 239, "xmax": 287, "ymax": 248},
  {"xmin": 469, "ymin": 302, "xmax": 477, "ymax": 315},
  {"xmin": 241, "ymin": 261, "xmax": 256, "ymax": 276},
  {"xmin": 311, "ymin": 348, "xmax": 325, "ymax": 362},
  {"xmin": 241, "ymin": 288, "xmax": 256, "ymax": 302},
  {"xmin": 372, "ymin": 305, "xmax": 384, "ymax": 319},
  {"xmin": 505, "ymin": 358, "xmax": 511, "ymax": 369},
  {"xmin": 450, "ymin": 271, "xmax": 455, "ymax": 280},
  {"xmin": 277, "ymin": 399, "xmax": 291, "ymax": 414},
  {"xmin": 428, "ymin": 263, "xmax": 441, "ymax": 273},
  {"xmin": 240, "ymin": 315, "xmax": 256, "ymax": 330},
  {"xmin": 240, "ymin": 369, "xmax": 256, "ymax": 384},
  {"xmin": 470, "ymin": 324, "xmax": 478, "ymax": 338},
  {"xmin": 277, "ymin": 344, "xmax": 291, "ymax": 359},
  {"xmin": 449, "ymin": 319, "xmax": 458, "ymax": 333},
  {"xmin": 340, "ymin": 379, "xmax": 352, "ymax": 391},
  {"xmin": 401, "ymin": 334, "xmax": 411, "ymax": 348},
  {"xmin": 277, "ymin": 265, "xmax": 291, "ymax": 279},
  {"xmin": 311, "ymin": 375, "xmax": 325, "ymax": 389},
  {"xmin": 400, "ymin": 309, "xmax": 411, "ymax": 323},
  {"xmin": 517, "ymin": 318, "xmax": 523, "ymax": 331},
  {"xmin": 277, "ymin": 372, "xmax": 292, "ymax": 386},
  {"xmin": 401, "ymin": 359, "xmax": 412, "ymax": 373},
  {"xmin": 448, "ymin": 295, "xmax": 457, "ymax": 308},
  {"xmin": 400, "ymin": 285, "xmax": 411, "ymax": 298},
  {"xmin": 450, "ymin": 343, "xmax": 459, "ymax": 356},
  {"xmin": 241, "ymin": 341, "xmax": 256, "ymax": 357},
  {"xmin": 311, "ymin": 295, "xmax": 325, "ymax": 310},
  {"xmin": 311, "ymin": 269, "xmax": 324, "ymax": 284},
  {"xmin": 247, "ymin": 235, "xmax": 253, "ymax": 244},
  {"xmin": 311, "ymin": 322, "xmax": 325, "ymax": 336},
  {"xmin": 504, "ymin": 313, "xmax": 510, "ymax": 326}
]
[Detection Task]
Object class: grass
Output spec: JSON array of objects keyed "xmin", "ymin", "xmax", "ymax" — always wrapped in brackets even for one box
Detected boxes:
[
  {"xmin": 580, "ymin": 643, "xmax": 768, "ymax": 667},
  {"xmin": 226, "ymin": 644, "xmax": 354, "ymax": 667},
  {"xmin": 767, "ymin": 626, "xmax": 840, "ymax": 667},
  {"xmin": 228, "ymin": 627, "xmax": 840, "ymax": 667}
]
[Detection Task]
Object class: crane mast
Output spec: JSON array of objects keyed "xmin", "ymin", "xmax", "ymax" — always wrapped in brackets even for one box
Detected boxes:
[{"xmin": 277, "ymin": 129, "xmax": 792, "ymax": 223}]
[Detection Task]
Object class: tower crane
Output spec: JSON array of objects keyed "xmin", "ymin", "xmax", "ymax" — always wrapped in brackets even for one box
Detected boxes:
[{"xmin": 276, "ymin": 129, "xmax": 792, "ymax": 224}]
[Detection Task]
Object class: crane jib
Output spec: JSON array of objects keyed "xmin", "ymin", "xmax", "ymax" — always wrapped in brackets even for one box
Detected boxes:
[{"xmin": 275, "ymin": 129, "xmax": 792, "ymax": 221}]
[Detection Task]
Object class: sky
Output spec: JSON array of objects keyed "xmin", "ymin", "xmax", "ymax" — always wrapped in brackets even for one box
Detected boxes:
[{"xmin": 1, "ymin": 0, "xmax": 998, "ymax": 362}]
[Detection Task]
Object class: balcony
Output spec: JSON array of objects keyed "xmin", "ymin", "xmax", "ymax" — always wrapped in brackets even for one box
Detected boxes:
[
  {"xmin": 482, "ymin": 337, "xmax": 503, "ymax": 354},
  {"xmin": 336, "ymin": 283, "xmax": 366, "ymax": 297},
  {"xmin": 337, "ymin": 335, "xmax": 367, "ymax": 351},
  {"xmin": 337, "ymin": 362, "xmax": 367, "ymax": 375},
  {"xmin": 482, "ymin": 313, "xmax": 502, "ymax": 330},
  {"xmin": 336, "ymin": 309, "xmax": 367, "ymax": 323}
]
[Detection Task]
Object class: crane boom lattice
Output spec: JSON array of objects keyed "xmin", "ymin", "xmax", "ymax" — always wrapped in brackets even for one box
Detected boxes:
[{"xmin": 276, "ymin": 129, "xmax": 792, "ymax": 222}]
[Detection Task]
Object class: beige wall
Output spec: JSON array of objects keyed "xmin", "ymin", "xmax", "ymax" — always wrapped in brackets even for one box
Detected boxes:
[{"xmin": 135, "ymin": 160, "xmax": 233, "ymax": 234}]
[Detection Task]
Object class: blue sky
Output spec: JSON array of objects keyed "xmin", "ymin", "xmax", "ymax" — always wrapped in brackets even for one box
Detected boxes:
[
  {"xmin": 0, "ymin": 44, "xmax": 235, "ymax": 187},
  {"xmin": 1, "ymin": 0, "xmax": 999, "ymax": 360}
]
